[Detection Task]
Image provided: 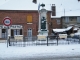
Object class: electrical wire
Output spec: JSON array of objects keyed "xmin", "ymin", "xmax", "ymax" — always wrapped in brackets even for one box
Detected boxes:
[{"xmin": 56, "ymin": 8, "xmax": 80, "ymax": 13}]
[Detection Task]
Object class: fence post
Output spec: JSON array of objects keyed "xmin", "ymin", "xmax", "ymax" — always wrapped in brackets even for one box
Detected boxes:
[
  {"xmin": 47, "ymin": 36, "xmax": 48, "ymax": 46},
  {"xmin": 68, "ymin": 35, "xmax": 72, "ymax": 45},
  {"xmin": 79, "ymin": 35, "xmax": 80, "ymax": 44},
  {"xmin": 57, "ymin": 35, "xmax": 58, "ymax": 46},
  {"xmin": 23, "ymin": 36, "xmax": 25, "ymax": 47},
  {"xmin": 9, "ymin": 36, "xmax": 11, "ymax": 46}
]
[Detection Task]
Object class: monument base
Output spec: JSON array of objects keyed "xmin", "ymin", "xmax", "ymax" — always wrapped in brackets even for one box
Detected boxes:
[
  {"xmin": 37, "ymin": 30, "xmax": 48, "ymax": 40},
  {"xmin": 37, "ymin": 35, "xmax": 47, "ymax": 40}
]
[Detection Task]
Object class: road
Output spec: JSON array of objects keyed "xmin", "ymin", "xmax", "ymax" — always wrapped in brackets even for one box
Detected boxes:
[{"xmin": 1, "ymin": 56, "xmax": 80, "ymax": 60}]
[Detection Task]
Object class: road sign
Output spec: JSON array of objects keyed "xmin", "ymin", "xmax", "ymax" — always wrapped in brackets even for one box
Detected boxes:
[{"xmin": 3, "ymin": 17, "xmax": 12, "ymax": 26}]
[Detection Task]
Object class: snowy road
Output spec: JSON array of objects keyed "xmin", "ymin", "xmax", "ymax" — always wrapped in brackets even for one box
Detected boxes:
[
  {"xmin": 0, "ymin": 56, "xmax": 80, "ymax": 60},
  {"xmin": 0, "ymin": 43, "xmax": 80, "ymax": 60}
]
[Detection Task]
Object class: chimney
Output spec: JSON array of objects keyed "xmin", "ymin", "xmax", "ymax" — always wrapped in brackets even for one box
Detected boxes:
[{"xmin": 51, "ymin": 4, "xmax": 56, "ymax": 16}]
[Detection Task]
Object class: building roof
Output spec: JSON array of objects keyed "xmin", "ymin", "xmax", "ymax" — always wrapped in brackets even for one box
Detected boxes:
[{"xmin": 0, "ymin": 0, "xmax": 80, "ymax": 17}]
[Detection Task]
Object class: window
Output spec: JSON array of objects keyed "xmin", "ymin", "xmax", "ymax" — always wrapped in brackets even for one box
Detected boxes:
[
  {"xmin": 27, "ymin": 15, "xmax": 32, "ymax": 23},
  {"xmin": 2, "ymin": 29, "xmax": 6, "ymax": 33},
  {"xmin": 14, "ymin": 29, "xmax": 22, "ymax": 35},
  {"xmin": 20, "ymin": 29, "xmax": 22, "ymax": 35},
  {"xmin": 57, "ymin": 19, "xmax": 60, "ymax": 24},
  {"xmin": 27, "ymin": 29, "xmax": 32, "ymax": 37},
  {"xmin": 65, "ymin": 17, "xmax": 69, "ymax": 23},
  {"xmin": 77, "ymin": 17, "xmax": 80, "ymax": 23},
  {"xmin": 17, "ymin": 29, "xmax": 20, "ymax": 35},
  {"xmin": 2, "ymin": 29, "xmax": 7, "ymax": 38}
]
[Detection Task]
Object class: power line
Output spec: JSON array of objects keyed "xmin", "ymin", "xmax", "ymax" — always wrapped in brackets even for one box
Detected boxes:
[{"xmin": 56, "ymin": 8, "xmax": 80, "ymax": 13}]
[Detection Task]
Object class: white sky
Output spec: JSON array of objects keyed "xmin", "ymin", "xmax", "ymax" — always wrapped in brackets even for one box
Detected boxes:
[
  {"xmin": 0, "ymin": 43, "xmax": 80, "ymax": 58},
  {"xmin": 0, "ymin": 0, "xmax": 80, "ymax": 16}
]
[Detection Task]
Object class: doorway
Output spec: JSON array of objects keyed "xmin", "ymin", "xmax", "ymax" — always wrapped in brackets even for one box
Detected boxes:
[
  {"xmin": 2, "ymin": 29, "xmax": 7, "ymax": 38},
  {"xmin": 27, "ymin": 28, "xmax": 32, "ymax": 41}
]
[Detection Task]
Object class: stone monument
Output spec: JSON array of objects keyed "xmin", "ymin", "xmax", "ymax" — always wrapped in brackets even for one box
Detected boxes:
[{"xmin": 37, "ymin": 3, "xmax": 48, "ymax": 40}]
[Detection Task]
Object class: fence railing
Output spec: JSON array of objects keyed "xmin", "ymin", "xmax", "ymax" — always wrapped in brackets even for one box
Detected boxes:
[{"xmin": 8, "ymin": 35, "xmax": 80, "ymax": 46}]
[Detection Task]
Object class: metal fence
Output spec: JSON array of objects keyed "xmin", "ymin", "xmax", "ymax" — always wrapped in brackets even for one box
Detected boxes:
[
  {"xmin": 47, "ymin": 35, "xmax": 80, "ymax": 46},
  {"xmin": 8, "ymin": 35, "xmax": 80, "ymax": 46}
]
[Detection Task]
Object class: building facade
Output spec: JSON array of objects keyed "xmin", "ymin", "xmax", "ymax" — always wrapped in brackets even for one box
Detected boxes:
[
  {"xmin": 61, "ymin": 16, "xmax": 80, "ymax": 28},
  {"xmin": 0, "ymin": 4, "xmax": 80, "ymax": 39},
  {"xmin": 0, "ymin": 10, "xmax": 51, "ymax": 39}
]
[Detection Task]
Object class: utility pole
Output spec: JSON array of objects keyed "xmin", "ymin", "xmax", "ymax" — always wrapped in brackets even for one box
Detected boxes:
[
  {"xmin": 64, "ymin": 8, "xmax": 65, "ymax": 28},
  {"xmin": 64, "ymin": 9, "xmax": 65, "ymax": 16}
]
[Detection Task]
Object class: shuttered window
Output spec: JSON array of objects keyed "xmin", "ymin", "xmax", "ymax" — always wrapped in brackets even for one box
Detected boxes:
[
  {"xmin": 77, "ymin": 17, "xmax": 80, "ymax": 23},
  {"xmin": 27, "ymin": 15, "xmax": 32, "ymax": 23},
  {"xmin": 57, "ymin": 19, "xmax": 60, "ymax": 24},
  {"xmin": 65, "ymin": 17, "xmax": 69, "ymax": 23}
]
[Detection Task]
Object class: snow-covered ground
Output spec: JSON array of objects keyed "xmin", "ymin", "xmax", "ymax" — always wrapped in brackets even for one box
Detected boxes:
[{"xmin": 0, "ymin": 43, "xmax": 80, "ymax": 58}]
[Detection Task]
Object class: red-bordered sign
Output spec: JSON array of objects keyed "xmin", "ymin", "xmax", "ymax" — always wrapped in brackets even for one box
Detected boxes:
[{"xmin": 3, "ymin": 17, "xmax": 12, "ymax": 26}]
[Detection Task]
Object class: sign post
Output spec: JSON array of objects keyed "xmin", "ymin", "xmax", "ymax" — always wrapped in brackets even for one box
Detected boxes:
[{"xmin": 3, "ymin": 17, "xmax": 12, "ymax": 47}]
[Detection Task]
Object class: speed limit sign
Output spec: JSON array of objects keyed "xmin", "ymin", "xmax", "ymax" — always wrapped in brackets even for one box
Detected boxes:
[{"xmin": 3, "ymin": 17, "xmax": 12, "ymax": 26}]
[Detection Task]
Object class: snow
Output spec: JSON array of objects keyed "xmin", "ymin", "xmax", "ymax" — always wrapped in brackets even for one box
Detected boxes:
[
  {"xmin": 74, "ymin": 28, "xmax": 78, "ymax": 30},
  {"xmin": 53, "ymin": 26, "xmax": 73, "ymax": 33},
  {"xmin": 74, "ymin": 29, "xmax": 80, "ymax": 35},
  {"xmin": 66, "ymin": 26, "xmax": 73, "ymax": 31},
  {"xmin": 0, "ymin": 0, "xmax": 80, "ymax": 16},
  {"xmin": 75, "ymin": 32, "xmax": 80, "ymax": 35},
  {"xmin": 0, "ymin": 43, "xmax": 80, "ymax": 58},
  {"xmin": 53, "ymin": 29, "xmax": 66, "ymax": 32},
  {"xmin": 0, "ymin": 0, "xmax": 51, "ymax": 11}
]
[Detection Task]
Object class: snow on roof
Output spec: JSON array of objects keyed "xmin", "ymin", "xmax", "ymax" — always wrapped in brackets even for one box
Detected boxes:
[
  {"xmin": 0, "ymin": 0, "xmax": 51, "ymax": 11},
  {"xmin": 74, "ymin": 28, "xmax": 78, "ymax": 30},
  {"xmin": 66, "ymin": 26, "xmax": 73, "ymax": 31},
  {"xmin": 51, "ymin": 15, "xmax": 61, "ymax": 18},
  {"xmin": 53, "ymin": 26, "xmax": 73, "ymax": 33},
  {"xmin": 51, "ymin": 0, "xmax": 80, "ymax": 17},
  {"xmin": 0, "ymin": 0, "xmax": 80, "ymax": 16},
  {"xmin": 53, "ymin": 29, "xmax": 66, "ymax": 33}
]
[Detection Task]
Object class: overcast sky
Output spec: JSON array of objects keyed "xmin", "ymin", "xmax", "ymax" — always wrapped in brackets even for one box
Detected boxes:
[{"xmin": 0, "ymin": 0, "xmax": 80, "ymax": 16}]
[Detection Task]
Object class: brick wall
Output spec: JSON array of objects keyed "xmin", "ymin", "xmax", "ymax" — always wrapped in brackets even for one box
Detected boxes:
[
  {"xmin": 51, "ymin": 18, "xmax": 62, "ymax": 29},
  {"xmin": 0, "ymin": 10, "xmax": 51, "ymax": 36}
]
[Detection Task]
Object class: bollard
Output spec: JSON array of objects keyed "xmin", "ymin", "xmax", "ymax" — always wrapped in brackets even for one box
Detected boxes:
[{"xmin": 9, "ymin": 37, "xmax": 11, "ymax": 46}]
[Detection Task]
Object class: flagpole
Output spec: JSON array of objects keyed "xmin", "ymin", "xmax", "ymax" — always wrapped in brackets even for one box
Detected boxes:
[
  {"xmin": 38, "ymin": 3, "xmax": 41, "ymax": 34},
  {"xmin": 38, "ymin": 3, "xmax": 40, "ymax": 12}
]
